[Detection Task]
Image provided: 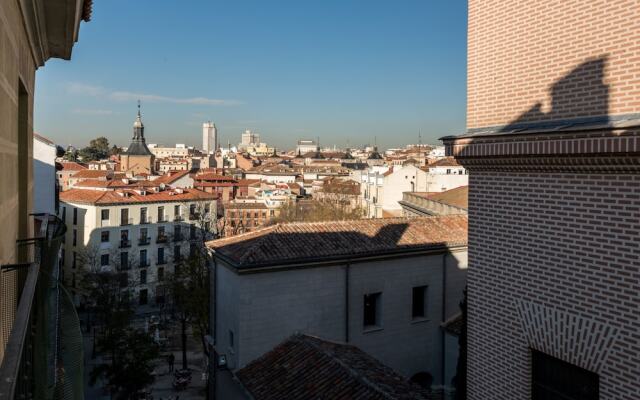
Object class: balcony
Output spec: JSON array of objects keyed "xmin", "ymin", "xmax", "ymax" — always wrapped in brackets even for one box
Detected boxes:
[
  {"xmin": 157, "ymin": 215, "xmax": 167, "ymax": 223},
  {"xmin": 156, "ymin": 235, "xmax": 168, "ymax": 244},
  {"xmin": 139, "ymin": 216, "xmax": 152, "ymax": 224},
  {"xmin": 138, "ymin": 237, "xmax": 151, "ymax": 246},
  {"xmin": 0, "ymin": 214, "xmax": 83, "ymax": 399},
  {"xmin": 139, "ymin": 261, "xmax": 150, "ymax": 268},
  {"xmin": 119, "ymin": 239, "xmax": 131, "ymax": 248},
  {"xmin": 120, "ymin": 218, "xmax": 133, "ymax": 226},
  {"xmin": 174, "ymin": 215, "xmax": 184, "ymax": 222}
]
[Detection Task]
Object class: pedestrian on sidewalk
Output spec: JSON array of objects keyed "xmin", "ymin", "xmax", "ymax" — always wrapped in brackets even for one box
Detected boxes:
[{"xmin": 168, "ymin": 353, "xmax": 175, "ymax": 372}]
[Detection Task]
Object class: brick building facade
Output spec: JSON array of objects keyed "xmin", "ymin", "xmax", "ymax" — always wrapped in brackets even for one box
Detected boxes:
[{"xmin": 442, "ymin": 1, "xmax": 640, "ymax": 399}]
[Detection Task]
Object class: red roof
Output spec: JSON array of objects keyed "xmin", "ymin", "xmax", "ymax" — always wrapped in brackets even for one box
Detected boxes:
[
  {"xmin": 60, "ymin": 162, "xmax": 87, "ymax": 171},
  {"xmin": 60, "ymin": 188, "xmax": 217, "ymax": 205},
  {"xmin": 237, "ymin": 334, "xmax": 433, "ymax": 400},
  {"xmin": 70, "ymin": 170, "xmax": 118, "ymax": 179},
  {"xmin": 153, "ymin": 170, "xmax": 191, "ymax": 184},
  {"xmin": 208, "ymin": 215, "xmax": 468, "ymax": 268}
]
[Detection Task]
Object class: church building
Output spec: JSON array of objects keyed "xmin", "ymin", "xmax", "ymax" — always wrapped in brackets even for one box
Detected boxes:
[{"xmin": 120, "ymin": 105, "xmax": 155, "ymax": 174}]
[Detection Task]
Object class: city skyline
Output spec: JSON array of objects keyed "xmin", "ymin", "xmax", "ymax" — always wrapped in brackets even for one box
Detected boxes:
[{"xmin": 34, "ymin": 0, "xmax": 467, "ymax": 150}]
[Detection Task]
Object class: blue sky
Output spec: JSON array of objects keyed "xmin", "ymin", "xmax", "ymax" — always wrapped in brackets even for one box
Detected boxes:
[{"xmin": 35, "ymin": 0, "xmax": 467, "ymax": 150}]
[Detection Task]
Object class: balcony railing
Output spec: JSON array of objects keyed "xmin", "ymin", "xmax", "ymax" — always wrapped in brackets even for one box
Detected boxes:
[
  {"xmin": 140, "ymin": 216, "xmax": 152, "ymax": 224},
  {"xmin": 174, "ymin": 215, "xmax": 184, "ymax": 222},
  {"xmin": 157, "ymin": 215, "xmax": 167, "ymax": 223},
  {"xmin": 138, "ymin": 237, "xmax": 151, "ymax": 246},
  {"xmin": 119, "ymin": 239, "xmax": 131, "ymax": 248},
  {"xmin": 156, "ymin": 235, "xmax": 168, "ymax": 244},
  {"xmin": 0, "ymin": 213, "xmax": 83, "ymax": 399},
  {"xmin": 120, "ymin": 218, "xmax": 133, "ymax": 226}
]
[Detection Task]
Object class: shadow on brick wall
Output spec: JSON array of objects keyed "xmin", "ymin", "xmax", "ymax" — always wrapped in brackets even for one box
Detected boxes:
[{"xmin": 500, "ymin": 56, "xmax": 609, "ymax": 131}]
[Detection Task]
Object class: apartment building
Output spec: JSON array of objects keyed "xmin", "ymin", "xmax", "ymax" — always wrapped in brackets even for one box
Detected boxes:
[
  {"xmin": 208, "ymin": 216, "xmax": 468, "ymax": 396},
  {"xmin": 361, "ymin": 164, "xmax": 429, "ymax": 218},
  {"xmin": 424, "ymin": 158, "xmax": 468, "ymax": 193},
  {"xmin": 441, "ymin": 1, "xmax": 640, "ymax": 399},
  {"xmin": 60, "ymin": 187, "xmax": 217, "ymax": 306}
]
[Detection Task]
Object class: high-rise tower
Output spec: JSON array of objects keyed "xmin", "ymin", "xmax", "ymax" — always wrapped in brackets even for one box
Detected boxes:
[
  {"xmin": 202, "ymin": 121, "xmax": 216, "ymax": 153},
  {"xmin": 203, "ymin": 121, "xmax": 217, "ymax": 153}
]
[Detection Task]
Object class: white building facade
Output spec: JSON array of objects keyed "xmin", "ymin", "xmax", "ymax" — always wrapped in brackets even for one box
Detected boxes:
[
  {"xmin": 60, "ymin": 188, "xmax": 217, "ymax": 307},
  {"xmin": 203, "ymin": 121, "xmax": 217, "ymax": 154}
]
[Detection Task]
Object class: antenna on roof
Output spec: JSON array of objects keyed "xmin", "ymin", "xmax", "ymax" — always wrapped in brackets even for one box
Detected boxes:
[
  {"xmin": 418, "ymin": 129, "xmax": 422, "ymax": 147},
  {"xmin": 137, "ymin": 99, "xmax": 141, "ymax": 116}
]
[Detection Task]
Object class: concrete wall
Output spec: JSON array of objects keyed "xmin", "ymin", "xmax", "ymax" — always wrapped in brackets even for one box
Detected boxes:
[
  {"xmin": 214, "ymin": 249, "xmax": 467, "ymax": 386},
  {"xmin": 33, "ymin": 136, "xmax": 57, "ymax": 214}
]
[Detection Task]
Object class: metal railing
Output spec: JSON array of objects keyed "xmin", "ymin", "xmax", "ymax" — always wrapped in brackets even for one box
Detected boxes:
[
  {"xmin": 0, "ymin": 213, "xmax": 84, "ymax": 399},
  {"xmin": 138, "ymin": 237, "xmax": 151, "ymax": 246}
]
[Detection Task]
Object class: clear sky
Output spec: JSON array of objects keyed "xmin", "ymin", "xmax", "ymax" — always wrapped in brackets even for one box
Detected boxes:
[{"xmin": 35, "ymin": 0, "xmax": 467, "ymax": 150}]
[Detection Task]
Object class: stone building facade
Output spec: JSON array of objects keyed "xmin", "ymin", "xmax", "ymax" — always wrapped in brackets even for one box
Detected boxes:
[{"xmin": 442, "ymin": 1, "xmax": 640, "ymax": 399}]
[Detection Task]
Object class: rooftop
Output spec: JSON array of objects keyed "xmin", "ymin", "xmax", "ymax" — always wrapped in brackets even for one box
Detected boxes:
[
  {"xmin": 236, "ymin": 334, "xmax": 433, "ymax": 400},
  {"xmin": 60, "ymin": 187, "xmax": 217, "ymax": 205},
  {"xmin": 428, "ymin": 157, "xmax": 461, "ymax": 167},
  {"xmin": 60, "ymin": 161, "xmax": 87, "ymax": 171},
  {"xmin": 208, "ymin": 215, "xmax": 468, "ymax": 269},
  {"xmin": 428, "ymin": 186, "xmax": 468, "ymax": 209}
]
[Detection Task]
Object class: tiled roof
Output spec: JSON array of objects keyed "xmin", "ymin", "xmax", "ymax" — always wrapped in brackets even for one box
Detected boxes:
[
  {"xmin": 429, "ymin": 157, "xmax": 461, "ymax": 167},
  {"xmin": 428, "ymin": 186, "xmax": 468, "ymax": 209},
  {"xmin": 236, "ymin": 334, "xmax": 433, "ymax": 400},
  {"xmin": 237, "ymin": 179, "xmax": 261, "ymax": 186},
  {"xmin": 60, "ymin": 188, "xmax": 217, "ymax": 205},
  {"xmin": 208, "ymin": 215, "xmax": 468, "ymax": 268},
  {"xmin": 194, "ymin": 173, "xmax": 237, "ymax": 181},
  {"xmin": 152, "ymin": 170, "xmax": 191, "ymax": 184},
  {"xmin": 70, "ymin": 169, "xmax": 117, "ymax": 179},
  {"xmin": 60, "ymin": 162, "xmax": 87, "ymax": 171},
  {"xmin": 73, "ymin": 178, "xmax": 158, "ymax": 189}
]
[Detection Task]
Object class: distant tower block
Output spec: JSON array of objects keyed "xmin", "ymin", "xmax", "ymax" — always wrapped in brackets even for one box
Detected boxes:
[{"xmin": 203, "ymin": 121, "xmax": 217, "ymax": 153}]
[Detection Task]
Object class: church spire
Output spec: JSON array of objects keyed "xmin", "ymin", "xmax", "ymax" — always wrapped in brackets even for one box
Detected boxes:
[{"xmin": 132, "ymin": 100, "xmax": 145, "ymax": 140}]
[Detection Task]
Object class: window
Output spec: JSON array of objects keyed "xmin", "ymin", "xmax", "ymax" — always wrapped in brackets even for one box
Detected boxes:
[
  {"xmin": 140, "ymin": 228, "xmax": 148, "ymax": 241},
  {"xmin": 157, "ymin": 267, "xmax": 164, "ymax": 282},
  {"xmin": 101, "ymin": 231, "xmax": 110, "ymax": 243},
  {"xmin": 101, "ymin": 209, "xmax": 109, "ymax": 221},
  {"xmin": 72, "ymin": 229, "xmax": 77, "ymax": 246},
  {"xmin": 363, "ymin": 292, "xmax": 381, "ymax": 328},
  {"xmin": 532, "ymin": 350, "xmax": 598, "ymax": 400},
  {"xmin": 100, "ymin": 254, "xmax": 109, "ymax": 267},
  {"xmin": 174, "ymin": 245, "xmax": 181, "ymax": 262},
  {"xmin": 120, "ymin": 252, "xmax": 129, "ymax": 270},
  {"xmin": 62, "ymin": 207, "xmax": 66, "ymax": 222},
  {"xmin": 73, "ymin": 208, "xmax": 78, "ymax": 225},
  {"xmin": 72, "ymin": 252, "xmax": 76, "ymax": 269},
  {"xmin": 140, "ymin": 249, "xmax": 148, "ymax": 266},
  {"xmin": 120, "ymin": 208, "xmax": 129, "ymax": 225},
  {"xmin": 174, "ymin": 205, "xmax": 180, "ymax": 219},
  {"xmin": 174, "ymin": 225, "xmax": 181, "ymax": 241},
  {"xmin": 189, "ymin": 204, "xmax": 196, "ymax": 218},
  {"xmin": 412, "ymin": 286, "xmax": 428, "ymax": 319},
  {"xmin": 190, "ymin": 224, "xmax": 196, "ymax": 239},
  {"xmin": 229, "ymin": 330, "xmax": 234, "ymax": 349},
  {"xmin": 158, "ymin": 206, "xmax": 164, "ymax": 222},
  {"xmin": 139, "ymin": 289, "xmax": 148, "ymax": 305},
  {"xmin": 157, "ymin": 226, "xmax": 166, "ymax": 242},
  {"xmin": 140, "ymin": 269, "xmax": 147, "ymax": 284},
  {"xmin": 190, "ymin": 243, "xmax": 197, "ymax": 258},
  {"xmin": 140, "ymin": 207, "xmax": 148, "ymax": 223},
  {"xmin": 157, "ymin": 247, "xmax": 165, "ymax": 264}
]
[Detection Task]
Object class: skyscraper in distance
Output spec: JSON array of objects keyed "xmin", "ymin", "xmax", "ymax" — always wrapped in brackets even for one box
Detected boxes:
[{"xmin": 203, "ymin": 121, "xmax": 217, "ymax": 153}]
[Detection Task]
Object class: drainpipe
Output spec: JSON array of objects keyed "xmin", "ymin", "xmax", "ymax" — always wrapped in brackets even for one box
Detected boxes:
[
  {"xmin": 441, "ymin": 252, "xmax": 447, "ymax": 388},
  {"xmin": 345, "ymin": 261, "xmax": 350, "ymax": 343}
]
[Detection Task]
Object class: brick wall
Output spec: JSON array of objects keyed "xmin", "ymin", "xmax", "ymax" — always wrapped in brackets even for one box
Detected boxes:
[
  {"xmin": 467, "ymin": 0, "xmax": 640, "ymax": 130},
  {"xmin": 465, "ymin": 168, "xmax": 640, "ymax": 399}
]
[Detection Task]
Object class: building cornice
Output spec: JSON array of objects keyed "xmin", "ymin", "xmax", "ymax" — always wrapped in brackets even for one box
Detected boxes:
[
  {"xmin": 18, "ymin": 0, "xmax": 86, "ymax": 67},
  {"xmin": 442, "ymin": 126, "xmax": 640, "ymax": 173}
]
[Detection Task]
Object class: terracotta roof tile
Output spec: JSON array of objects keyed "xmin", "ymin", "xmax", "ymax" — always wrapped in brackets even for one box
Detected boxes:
[
  {"xmin": 152, "ymin": 170, "xmax": 192, "ymax": 184},
  {"xmin": 237, "ymin": 334, "xmax": 433, "ymax": 400},
  {"xmin": 428, "ymin": 186, "xmax": 468, "ymax": 209},
  {"xmin": 70, "ymin": 169, "xmax": 116, "ymax": 179},
  {"xmin": 60, "ymin": 188, "xmax": 217, "ymax": 205},
  {"xmin": 60, "ymin": 162, "xmax": 88, "ymax": 171},
  {"xmin": 429, "ymin": 157, "xmax": 461, "ymax": 167},
  {"xmin": 208, "ymin": 215, "xmax": 468, "ymax": 268}
]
